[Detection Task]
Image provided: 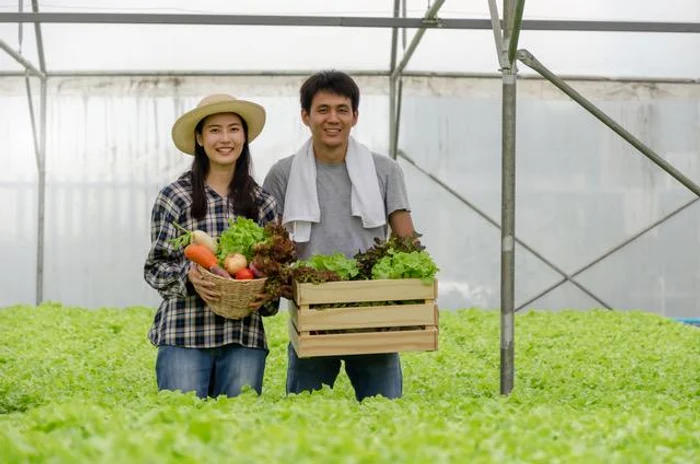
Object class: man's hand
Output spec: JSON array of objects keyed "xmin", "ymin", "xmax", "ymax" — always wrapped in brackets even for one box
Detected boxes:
[
  {"xmin": 248, "ymin": 292, "xmax": 269, "ymax": 311},
  {"xmin": 279, "ymin": 284, "xmax": 294, "ymax": 301}
]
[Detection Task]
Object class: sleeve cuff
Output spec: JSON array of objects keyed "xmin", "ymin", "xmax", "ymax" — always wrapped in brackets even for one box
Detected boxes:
[
  {"xmin": 180, "ymin": 261, "xmax": 194, "ymax": 297},
  {"xmin": 258, "ymin": 298, "xmax": 280, "ymax": 317}
]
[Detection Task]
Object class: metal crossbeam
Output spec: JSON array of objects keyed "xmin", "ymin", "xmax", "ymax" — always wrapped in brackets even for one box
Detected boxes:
[
  {"xmin": 1, "ymin": 13, "xmax": 699, "ymax": 33},
  {"xmin": 0, "ymin": 39, "xmax": 45, "ymax": 78},
  {"xmin": 516, "ymin": 198, "xmax": 700, "ymax": 312},
  {"xmin": 518, "ymin": 49, "xmax": 700, "ymax": 198}
]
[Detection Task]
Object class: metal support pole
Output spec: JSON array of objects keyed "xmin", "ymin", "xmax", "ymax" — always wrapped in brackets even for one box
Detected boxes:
[
  {"xmin": 36, "ymin": 77, "xmax": 46, "ymax": 305},
  {"xmin": 389, "ymin": 90, "xmax": 396, "ymax": 160},
  {"xmin": 486, "ymin": 0, "xmax": 508, "ymax": 69},
  {"xmin": 32, "ymin": 0, "xmax": 47, "ymax": 306},
  {"xmin": 517, "ymin": 49, "xmax": 700, "ymax": 198},
  {"xmin": 32, "ymin": 0, "xmax": 46, "ymax": 71},
  {"xmin": 500, "ymin": 0, "xmax": 517, "ymax": 396},
  {"xmin": 389, "ymin": 0, "xmax": 401, "ymax": 160},
  {"xmin": 389, "ymin": 0, "xmax": 400, "ymax": 72},
  {"xmin": 18, "ymin": 0, "xmax": 23, "ymax": 52},
  {"xmin": 507, "ymin": 0, "xmax": 526, "ymax": 64},
  {"xmin": 25, "ymin": 78, "xmax": 40, "ymax": 167},
  {"xmin": 390, "ymin": 0, "xmax": 412, "ymax": 160}
]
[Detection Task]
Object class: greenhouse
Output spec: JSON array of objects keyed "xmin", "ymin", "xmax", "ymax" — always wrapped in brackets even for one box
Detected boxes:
[{"xmin": 1, "ymin": 1, "xmax": 699, "ymax": 462}]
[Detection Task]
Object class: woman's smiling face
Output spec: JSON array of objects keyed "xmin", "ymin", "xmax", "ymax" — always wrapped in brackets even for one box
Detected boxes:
[{"xmin": 195, "ymin": 112, "xmax": 247, "ymax": 168}]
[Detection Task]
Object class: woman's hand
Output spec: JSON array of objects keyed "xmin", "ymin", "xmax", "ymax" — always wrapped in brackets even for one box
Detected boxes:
[{"xmin": 188, "ymin": 264, "xmax": 221, "ymax": 304}]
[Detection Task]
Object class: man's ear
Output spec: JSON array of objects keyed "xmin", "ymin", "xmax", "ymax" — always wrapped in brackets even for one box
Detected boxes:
[
  {"xmin": 301, "ymin": 109, "xmax": 311, "ymax": 127},
  {"xmin": 351, "ymin": 110, "xmax": 359, "ymax": 127}
]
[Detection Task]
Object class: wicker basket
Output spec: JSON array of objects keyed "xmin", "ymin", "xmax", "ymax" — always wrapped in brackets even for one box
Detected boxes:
[{"xmin": 200, "ymin": 268, "xmax": 268, "ymax": 320}]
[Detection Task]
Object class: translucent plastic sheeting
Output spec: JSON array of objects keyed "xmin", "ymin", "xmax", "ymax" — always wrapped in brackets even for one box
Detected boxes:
[
  {"xmin": 35, "ymin": 24, "xmax": 393, "ymax": 73},
  {"xmin": 0, "ymin": 88, "xmax": 37, "ymax": 305},
  {"xmin": 402, "ymin": 29, "xmax": 700, "ymax": 79},
  {"xmin": 1, "ymin": 75, "xmax": 389, "ymax": 308},
  {"xmin": 30, "ymin": 0, "xmax": 397, "ymax": 16},
  {"xmin": 575, "ymin": 202, "xmax": 700, "ymax": 319},
  {"xmin": 2, "ymin": 75, "xmax": 700, "ymax": 317},
  {"xmin": 398, "ymin": 76, "xmax": 700, "ymax": 316},
  {"xmin": 426, "ymin": 0, "xmax": 700, "ymax": 22}
]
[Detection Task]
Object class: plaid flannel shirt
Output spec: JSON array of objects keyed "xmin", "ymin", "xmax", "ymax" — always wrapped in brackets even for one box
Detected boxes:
[{"xmin": 145, "ymin": 171, "xmax": 279, "ymax": 350}]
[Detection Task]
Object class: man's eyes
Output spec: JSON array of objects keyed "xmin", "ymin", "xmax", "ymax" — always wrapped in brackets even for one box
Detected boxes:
[{"xmin": 316, "ymin": 107, "xmax": 350, "ymax": 113}]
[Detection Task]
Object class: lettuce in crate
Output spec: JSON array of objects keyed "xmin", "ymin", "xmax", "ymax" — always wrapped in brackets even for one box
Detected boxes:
[
  {"xmin": 294, "ymin": 252, "xmax": 359, "ymax": 282},
  {"xmin": 354, "ymin": 233, "xmax": 438, "ymax": 282},
  {"xmin": 371, "ymin": 250, "xmax": 438, "ymax": 283}
]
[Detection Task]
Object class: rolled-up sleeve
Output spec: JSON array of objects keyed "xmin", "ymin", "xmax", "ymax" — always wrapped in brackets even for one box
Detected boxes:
[{"xmin": 385, "ymin": 159, "xmax": 411, "ymax": 216}]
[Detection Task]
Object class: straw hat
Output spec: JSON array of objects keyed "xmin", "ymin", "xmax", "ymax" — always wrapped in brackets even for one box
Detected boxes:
[{"xmin": 171, "ymin": 94, "xmax": 266, "ymax": 155}]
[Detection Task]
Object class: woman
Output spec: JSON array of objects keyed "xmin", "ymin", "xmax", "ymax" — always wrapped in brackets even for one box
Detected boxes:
[{"xmin": 144, "ymin": 94, "xmax": 278, "ymax": 399}]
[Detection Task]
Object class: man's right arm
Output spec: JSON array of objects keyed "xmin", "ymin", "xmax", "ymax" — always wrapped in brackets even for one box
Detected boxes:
[{"xmin": 262, "ymin": 159, "xmax": 289, "ymax": 219}]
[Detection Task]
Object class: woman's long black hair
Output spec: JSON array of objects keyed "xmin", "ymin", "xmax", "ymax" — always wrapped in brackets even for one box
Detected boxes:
[{"xmin": 189, "ymin": 113, "xmax": 260, "ymax": 221}]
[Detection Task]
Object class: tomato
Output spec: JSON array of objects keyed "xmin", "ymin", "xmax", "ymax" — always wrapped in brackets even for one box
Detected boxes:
[{"xmin": 234, "ymin": 268, "xmax": 255, "ymax": 280}]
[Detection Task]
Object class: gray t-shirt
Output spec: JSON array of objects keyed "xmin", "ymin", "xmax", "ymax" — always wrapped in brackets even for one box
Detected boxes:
[{"xmin": 262, "ymin": 152, "xmax": 411, "ymax": 260}]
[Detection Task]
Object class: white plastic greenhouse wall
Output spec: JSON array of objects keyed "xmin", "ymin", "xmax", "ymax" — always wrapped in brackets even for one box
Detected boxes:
[{"xmin": 2, "ymin": 1, "xmax": 700, "ymax": 318}]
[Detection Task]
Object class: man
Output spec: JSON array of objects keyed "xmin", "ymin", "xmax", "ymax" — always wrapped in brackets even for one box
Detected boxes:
[{"xmin": 263, "ymin": 70, "xmax": 416, "ymax": 401}]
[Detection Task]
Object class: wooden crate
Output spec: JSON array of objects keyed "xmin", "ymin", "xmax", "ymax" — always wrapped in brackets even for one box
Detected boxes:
[{"xmin": 288, "ymin": 278, "xmax": 439, "ymax": 358}]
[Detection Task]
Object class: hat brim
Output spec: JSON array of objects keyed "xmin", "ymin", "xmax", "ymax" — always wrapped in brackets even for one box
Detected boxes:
[{"xmin": 171, "ymin": 99, "xmax": 266, "ymax": 155}]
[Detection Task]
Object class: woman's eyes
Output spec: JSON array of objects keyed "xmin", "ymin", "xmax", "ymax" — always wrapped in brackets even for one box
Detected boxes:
[{"xmin": 208, "ymin": 127, "xmax": 239, "ymax": 134}]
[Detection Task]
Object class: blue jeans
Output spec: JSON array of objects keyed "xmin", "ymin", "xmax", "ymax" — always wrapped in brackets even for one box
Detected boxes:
[
  {"xmin": 156, "ymin": 344, "xmax": 267, "ymax": 399},
  {"xmin": 286, "ymin": 343, "xmax": 402, "ymax": 401}
]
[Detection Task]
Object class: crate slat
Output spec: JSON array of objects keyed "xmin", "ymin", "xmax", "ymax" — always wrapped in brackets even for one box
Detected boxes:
[
  {"xmin": 294, "ymin": 278, "xmax": 436, "ymax": 305},
  {"xmin": 290, "ymin": 300, "xmax": 437, "ymax": 331},
  {"xmin": 289, "ymin": 319, "xmax": 438, "ymax": 358}
]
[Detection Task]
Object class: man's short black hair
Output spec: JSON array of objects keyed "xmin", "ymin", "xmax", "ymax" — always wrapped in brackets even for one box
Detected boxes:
[{"xmin": 300, "ymin": 70, "xmax": 360, "ymax": 114}]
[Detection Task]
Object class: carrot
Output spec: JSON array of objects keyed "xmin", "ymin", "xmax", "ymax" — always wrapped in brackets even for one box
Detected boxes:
[
  {"xmin": 184, "ymin": 243, "xmax": 232, "ymax": 279},
  {"xmin": 184, "ymin": 243, "xmax": 218, "ymax": 269}
]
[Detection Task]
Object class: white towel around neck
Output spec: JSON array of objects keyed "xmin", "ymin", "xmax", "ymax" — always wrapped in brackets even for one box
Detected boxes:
[{"xmin": 282, "ymin": 136, "xmax": 386, "ymax": 242}]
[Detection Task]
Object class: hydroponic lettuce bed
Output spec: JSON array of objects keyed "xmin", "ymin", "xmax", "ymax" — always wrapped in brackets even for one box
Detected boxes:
[{"xmin": 0, "ymin": 304, "xmax": 698, "ymax": 463}]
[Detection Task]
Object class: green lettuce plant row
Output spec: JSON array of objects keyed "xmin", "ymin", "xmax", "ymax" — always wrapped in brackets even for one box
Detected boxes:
[{"xmin": 0, "ymin": 304, "xmax": 698, "ymax": 462}]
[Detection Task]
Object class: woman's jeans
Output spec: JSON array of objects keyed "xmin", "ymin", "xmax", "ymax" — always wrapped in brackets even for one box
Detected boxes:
[
  {"xmin": 156, "ymin": 344, "xmax": 267, "ymax": 399},
  {"xmin": 286, "ymin": 343, "xmax": 402, "ymax": 401}
]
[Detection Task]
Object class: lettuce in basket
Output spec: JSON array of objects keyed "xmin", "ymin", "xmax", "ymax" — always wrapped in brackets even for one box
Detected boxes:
[{"xmin": 217, "ymin": 216, "xmax": 266, "ymax": 262}]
